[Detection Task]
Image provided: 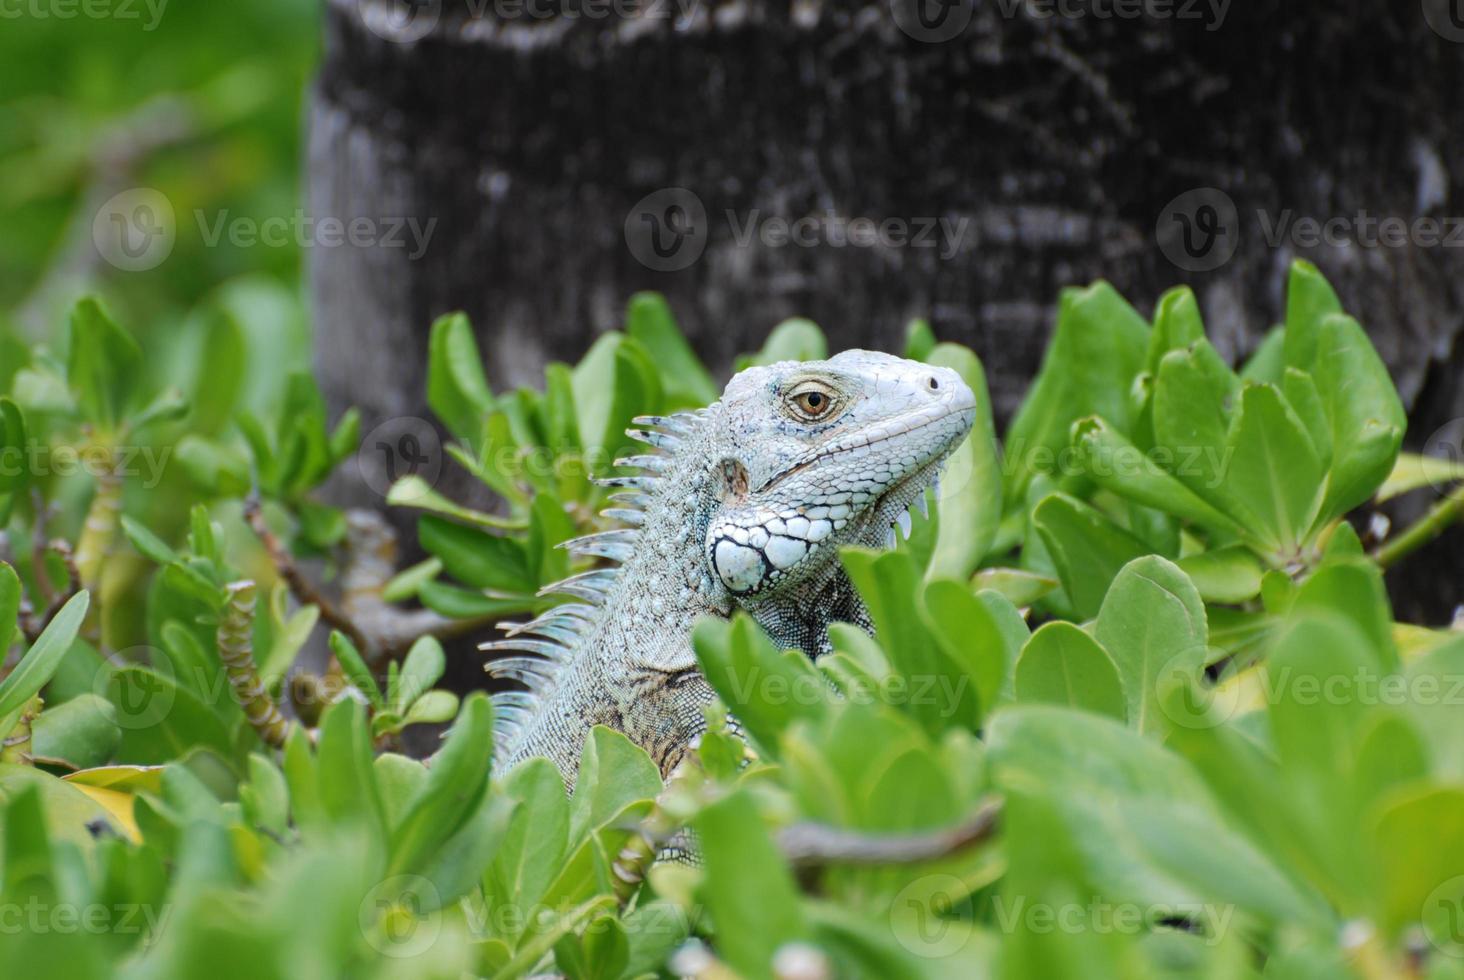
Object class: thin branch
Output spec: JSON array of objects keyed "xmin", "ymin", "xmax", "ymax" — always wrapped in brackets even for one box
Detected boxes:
[
  {"xmin": 243, "ymin": 494, "xmax": 370, "ymax": 655},
  {"xmin": 1374, "ymin": 483, "xmax": 1464, "ymax": 569},
  {"xmin": 778, "ymin": 797, "xmax": 1003, "ymax": 868},
  {"xmin": 19, "ymin": 540, "xmax": 81, "ymax": 645}
]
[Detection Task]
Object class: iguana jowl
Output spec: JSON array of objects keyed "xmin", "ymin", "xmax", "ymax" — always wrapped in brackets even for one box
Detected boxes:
[{"xmin": 483, "ymin": 350, "xmax": 976, "ymax": 783}]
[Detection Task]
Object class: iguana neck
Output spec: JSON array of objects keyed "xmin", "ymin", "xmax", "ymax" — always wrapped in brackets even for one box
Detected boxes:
[{"xmin": 498, "ymin": 418, "xmax": 732, "ymax": 780}]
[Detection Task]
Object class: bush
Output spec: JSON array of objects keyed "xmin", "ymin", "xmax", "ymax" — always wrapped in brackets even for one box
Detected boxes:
[{"xmin": 1, "ymin": 262, "xmax": 1463, "ymax": 978}]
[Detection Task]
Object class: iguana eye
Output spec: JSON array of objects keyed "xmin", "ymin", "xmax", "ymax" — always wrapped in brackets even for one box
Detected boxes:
[{"xmin": 786, "ymin": 382, "xmax": 838, "ymax": 421}]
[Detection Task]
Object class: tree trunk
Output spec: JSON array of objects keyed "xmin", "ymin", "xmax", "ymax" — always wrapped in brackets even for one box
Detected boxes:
[{"xmin": 310, "ymin": 0, "xmax": 1464, "ymax": 624}]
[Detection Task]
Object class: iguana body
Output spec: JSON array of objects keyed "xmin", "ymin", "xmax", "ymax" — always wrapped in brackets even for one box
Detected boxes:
[{"xmin": 484, "ymin": 351, "xmax": 976, "ymax": 783}]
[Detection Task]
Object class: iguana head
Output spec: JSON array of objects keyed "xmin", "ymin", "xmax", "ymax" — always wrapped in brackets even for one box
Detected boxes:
[{"xmin": 703, "ymin": 350, "xmax": 976, "ymax": 600}]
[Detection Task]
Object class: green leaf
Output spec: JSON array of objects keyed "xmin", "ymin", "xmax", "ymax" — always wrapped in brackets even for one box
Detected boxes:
[
  {"xmin": 0, "ymin": 398, "xmax": 29, "ymax": 495},
  {"xmin": 0, "ymin": 592, "xmax": 90, "ymax": 736},
  {"xmin": 240, "ymin": 753, "xmax": 290, "ymax": 837},
  {"xmin": 1004, "ymin": 282, "xmax": 1150, "ymax": 501},
  {"xmin": 843, "ymin": 549, "xmax": 980, "ymax": 735},
  {"xmin": 418, "ymin": 515, "xmax": 531, "ymax": 592},
  {"xmin": 105, "ymin": 666, "xmax": 236, "ymax": 765},
  {"xmin": 1146, "ymin": 286, "xmax": 1206, "ymax": 376},
  {"xmin": 569, "ymin": 725, "xmax": 660, "ymax": 845},
  {"xmin": 1371, "ymin": 785, "xmax": 1464, "ymax": 945},
  {"xmin": 403, "ymin": 690, "xmax": 459, "ymax": 726},
  {"xmin": 988, "ymin": 705, "xmax": 1321, "ymax": 927},
  {"xmin": 388, "ymin": 693, "xmax": 494, "ymax": 876},
  {"xmin": 1151, "ymin": 340, "xmax": 1244, "ymax": 516},
  {"xmin": 1031, "ymin": 493, "xmax": 1152, "ymax": 620},
  {"xmin": 1220, "ymin": 383, "xmax": 1324, "ymax": 558},
  {"xmin": 395, "ymin": 636, "xmax": 446, "ymax": 712},
  {"xmin": 0, "ymin": 562, "xmax": 18, "ymax": 654},
  {"xmin": 903, "ymin": 318, "xmax": 937, "ymax": 361},
  {"xmin": 625, "ymin": 292, "xmax": 717, "ymax": 406},
  {"xmin": 1175, "ymin": 546, "xmax": 1264, "ymax": 603},
  {"xmin": 694, "ymin": 614, "xmax": 832, "ymax": 758},
  {"xmin": 1069, "ymin": 416, "xmax": 1251, "ymax": 542},
  {"xmin": 315, "ymin": 699, "xmax": 387, "ymax": 846},
  {"xmin": 926, "ymin": 342, "xmax": 1002, "ymax": 578},
  {"xmin": 119, "ymin": 515, "xmax": 179, "ymax": 566},
  {"xmin": 1281, "ymin": 259, "xmax": 1342, "ymax": 374},
  {"xmin": 29, "ymin": 694, "xmax": 120, "ymax": 770},
  {"xmin": 1093, "ymin": 556, "xmax": 1208, "ymax": 735},
  {"xmin": 416, "ymin": 581, "xmax": 535, "ymax": 619},
  {"xmin": 921, "ymin": 578, "xmax": 1011, "ymax": 727},
  {"xmin": 486, "ymin": 757, "xmax": 569, "ymax": 945},
  {"xmin": 737, "ymin": 317, "xmax": 828, "ymax": 368},
  {"xmin": 1014, "ymin": 622, "xmax": 1125, "ymax": 721},
  {"xmin": 387, "ymin": 476, "xmax": 524, "ymax": 531},
  {"xmin": 1309, "ymin": 314, "xmax": 1406, "ymax": 522},
  {"xmin": 694, "ymin": 790, "xmax": 808, "ymax": 980},
  {"xmin": 970, "ymin": 568, "xmax": 1057, "ymax": 608},
  {"xmin": 67, "ymin": 297, "xmax": 142, "ymax": 430},
  {"xmin": 427, "ymin": 312, "xmax": 495, "ymax": 448},
  {"xmin": 328, "ymin": 630, "xmax": 383, "ymax": 708},
  {"xmin": 1377, "ymin": 452, "xmax": 1464, "ymax": 501},
  {"xmin": 571, "ymin": 333, "xmax": 662, "ymax": 469}
]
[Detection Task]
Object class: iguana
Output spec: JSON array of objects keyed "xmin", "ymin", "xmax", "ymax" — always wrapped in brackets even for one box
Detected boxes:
[{"xmin": 482, "ymin": 350, "xmax": 976, "ymax": 784}]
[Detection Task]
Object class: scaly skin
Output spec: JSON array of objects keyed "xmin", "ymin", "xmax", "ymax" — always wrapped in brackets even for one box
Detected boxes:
[{"xmin": 483, "ymin": 350, "xmax": 977, "ymax": 784}]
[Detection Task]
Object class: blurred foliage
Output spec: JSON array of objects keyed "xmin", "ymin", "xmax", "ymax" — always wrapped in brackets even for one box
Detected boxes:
[
  {"xmin": 2, "ymin": 253, "xmax": 1464, "ymax": 979},
  {"xmin": 0, "ymin": 0, "xmax": 319, "ymax": 327}
]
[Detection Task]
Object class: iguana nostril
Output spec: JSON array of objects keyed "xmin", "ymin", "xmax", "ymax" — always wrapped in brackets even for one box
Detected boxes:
[{"xmin": 928, "ymin": 377, "xmax": 940, "ymax": 390}]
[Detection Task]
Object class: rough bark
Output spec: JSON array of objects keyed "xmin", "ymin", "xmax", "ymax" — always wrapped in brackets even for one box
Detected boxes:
[{"xmin": 310, "ymin": 0, "xmax": 1464, "ymax": 623}]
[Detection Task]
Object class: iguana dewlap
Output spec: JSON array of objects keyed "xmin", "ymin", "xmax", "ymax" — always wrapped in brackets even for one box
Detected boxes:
[{"xmin": 483, "ymin": 350, "xmax": 976, "ymax": 784}]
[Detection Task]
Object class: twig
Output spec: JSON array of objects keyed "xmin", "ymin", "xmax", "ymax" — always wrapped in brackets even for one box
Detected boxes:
[
  {"xmin": 217, "ymin": 580, "xmax": 292, "ymax": 748},
  {"xmin": 18, "ymin": 540, "xmax": 81, "ymax": 645},
  {"xmin": 1374, "ymin": 484, "xmax": 1464, "ymax": 569},
  {"xmin": 243, "ymin": 494, "xmax": 370, "ymax": 655},
  {"xmin": 30, "ymin": 489, "xmax": 55, "ymax": 605},
  {"xmin": 777, "ymin": 797, "xmax": 1003, "ymax": 868}
]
